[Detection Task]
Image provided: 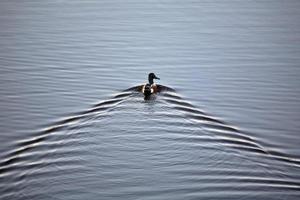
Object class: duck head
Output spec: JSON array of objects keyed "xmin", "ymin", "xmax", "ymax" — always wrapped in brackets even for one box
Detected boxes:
[{"xmin": 148, "ymin": 73, "xmax": 160, "ymax": 85}]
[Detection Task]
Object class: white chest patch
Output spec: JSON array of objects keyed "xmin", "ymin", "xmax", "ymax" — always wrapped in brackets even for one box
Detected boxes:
[{"xmin": 141, "ymin": 83, "xmax": 155, "ymax": 94}]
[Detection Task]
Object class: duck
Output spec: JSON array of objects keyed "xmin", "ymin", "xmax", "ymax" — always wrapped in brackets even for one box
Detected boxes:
[{"xmin": 142, "ymin": 73, "xmax": 160, "ymax": 97}]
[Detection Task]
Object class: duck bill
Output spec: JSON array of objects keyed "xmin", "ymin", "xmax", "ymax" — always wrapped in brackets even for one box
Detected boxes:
[{"xmin": 155, "ymin": 76, "xmax": 160, "ymax": 80}]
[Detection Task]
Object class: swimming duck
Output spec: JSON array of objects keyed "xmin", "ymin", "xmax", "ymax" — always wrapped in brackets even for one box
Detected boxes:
[
  {"xmin": 123, "ymin": 73, "xmax": 175, "ymax": 96},
  {"xmin": 142, "ymin": 73, "xmax": 160, "ymax": 97}
]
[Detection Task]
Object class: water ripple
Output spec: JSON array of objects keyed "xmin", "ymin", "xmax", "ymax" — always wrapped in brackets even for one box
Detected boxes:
[{"xmin": 0, "ymin": 86, "xmax": 299, "ymax": 200}]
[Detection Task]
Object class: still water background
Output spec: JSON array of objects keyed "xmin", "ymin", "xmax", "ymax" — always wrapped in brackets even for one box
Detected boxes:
[{"xmin": 1, "ymin": 0, "xmax": 300, "ymax": 199}]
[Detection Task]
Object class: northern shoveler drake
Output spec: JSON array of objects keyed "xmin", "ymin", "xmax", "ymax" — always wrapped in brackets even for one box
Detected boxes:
[
  {"xmin": 123, "ymin": 73, "xmax": 175, "ymax": 96},
  {"xmin": 142, "ymin": 73, "xmax": 160, "ymax": 97}
]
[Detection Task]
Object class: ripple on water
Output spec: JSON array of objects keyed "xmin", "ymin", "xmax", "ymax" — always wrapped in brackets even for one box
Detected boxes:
[{"xmin": 0, "ymin": 89, "xmax": 299, "ymax": 200}]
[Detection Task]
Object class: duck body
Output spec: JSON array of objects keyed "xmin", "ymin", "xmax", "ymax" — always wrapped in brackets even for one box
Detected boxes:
[
  {"xmin": 142, "ymin": 83, "xmax": 152, "ymax": 96},
  {"xmin": 142, "ymin": 73, "xmax": 160, "ymax": 98},
  {"xmin": 123, "ymin": 73, "xmax": 175, "ymax": 95},
  {"xmin": 142, "ymin": 83, "xmax": 158, "ymax": 96}
]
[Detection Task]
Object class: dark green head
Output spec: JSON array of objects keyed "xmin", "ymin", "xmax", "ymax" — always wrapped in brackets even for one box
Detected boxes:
[{"xmin": 148, "ymin": 73, "xmax": 160, "ymax": 84}]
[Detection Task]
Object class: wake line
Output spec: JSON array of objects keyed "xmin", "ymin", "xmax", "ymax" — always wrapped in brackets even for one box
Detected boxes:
[
  {"xmin": 0, "ymin": 91, "xmax": 133, "ymax": 172},
  {"xmin": 1, "ymin": 85, "xmax": 299, "ymax": 175},
  {"xmin": 158, "ymin": 88, "xmax": 300, "ymax": 168}
]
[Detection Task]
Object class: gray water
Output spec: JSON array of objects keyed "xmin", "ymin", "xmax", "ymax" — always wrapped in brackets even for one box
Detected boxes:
[{"xmin": 1, "ymin": 0, "xmax": 300, "ymax": 199}]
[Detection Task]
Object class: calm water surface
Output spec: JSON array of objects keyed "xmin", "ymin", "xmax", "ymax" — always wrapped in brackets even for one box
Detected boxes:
[{"xmin": 1, "ymin": 0, "xmax": 300, "ymax": 199}]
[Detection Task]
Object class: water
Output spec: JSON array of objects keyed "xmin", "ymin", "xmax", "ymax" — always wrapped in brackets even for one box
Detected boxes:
[{"xmin": 1, "ymin": 0, "xmax": 300, "ymax": 199}]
